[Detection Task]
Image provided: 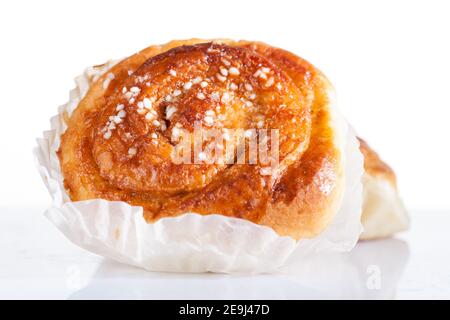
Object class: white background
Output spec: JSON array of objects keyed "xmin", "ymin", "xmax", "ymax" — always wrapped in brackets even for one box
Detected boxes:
[
  {"xmin": 0, "ymin": 0, "xmax": 449, "ymax": 211},
  {"xmin": 1, "ymin": 0, "xmax": 450, "ymax": 300}
]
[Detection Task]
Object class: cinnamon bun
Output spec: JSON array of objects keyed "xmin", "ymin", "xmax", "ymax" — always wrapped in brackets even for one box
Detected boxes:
[{"xmin": 57, "ymin": 39, "xmax": 347, "ymax": 240}]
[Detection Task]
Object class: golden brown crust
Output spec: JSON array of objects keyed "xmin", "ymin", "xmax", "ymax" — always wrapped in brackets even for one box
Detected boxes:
[
  {"xmin": 358, "ymin": 138, "xmax": 397, "ymax": 188},
  {"xmin": 58, "ymin": 39, "xmax": 343, "ymax": 240}
]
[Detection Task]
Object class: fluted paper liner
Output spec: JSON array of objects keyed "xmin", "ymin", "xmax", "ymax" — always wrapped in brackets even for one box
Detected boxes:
[{"xmin": 34, "ymin": 63, "xmax": 364, "ymax": 273}]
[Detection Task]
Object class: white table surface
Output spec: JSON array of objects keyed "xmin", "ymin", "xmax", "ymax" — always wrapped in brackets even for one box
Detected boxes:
[{"xmin": 0, "ymin": 207, "xmax": 449, "ymax": 299}]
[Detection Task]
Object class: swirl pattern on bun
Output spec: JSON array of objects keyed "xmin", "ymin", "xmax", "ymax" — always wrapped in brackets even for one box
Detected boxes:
[{"xmin": 58, "ymin": 39, "xmax": 345, "ymax": 240}]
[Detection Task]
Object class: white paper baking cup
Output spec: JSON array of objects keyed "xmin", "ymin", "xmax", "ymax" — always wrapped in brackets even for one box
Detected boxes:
[{"xmin": 34, "ymin": 64, "xmax": 364, "ymax": 273}]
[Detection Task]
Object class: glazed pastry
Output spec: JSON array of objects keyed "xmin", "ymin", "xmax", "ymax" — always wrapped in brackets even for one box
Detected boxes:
[
  {"xmin": 57, "ymin": 39, "xmax": 347, "ymax": 240},
  {"xmin": 358, "ymin": 139, "xmax": 409, "ymax": 240}
]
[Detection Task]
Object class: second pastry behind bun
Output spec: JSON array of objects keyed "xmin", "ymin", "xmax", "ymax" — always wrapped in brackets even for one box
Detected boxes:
[{"xmin": 358, "ymin": 139, "xmax": 409, "ymax": 239}]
